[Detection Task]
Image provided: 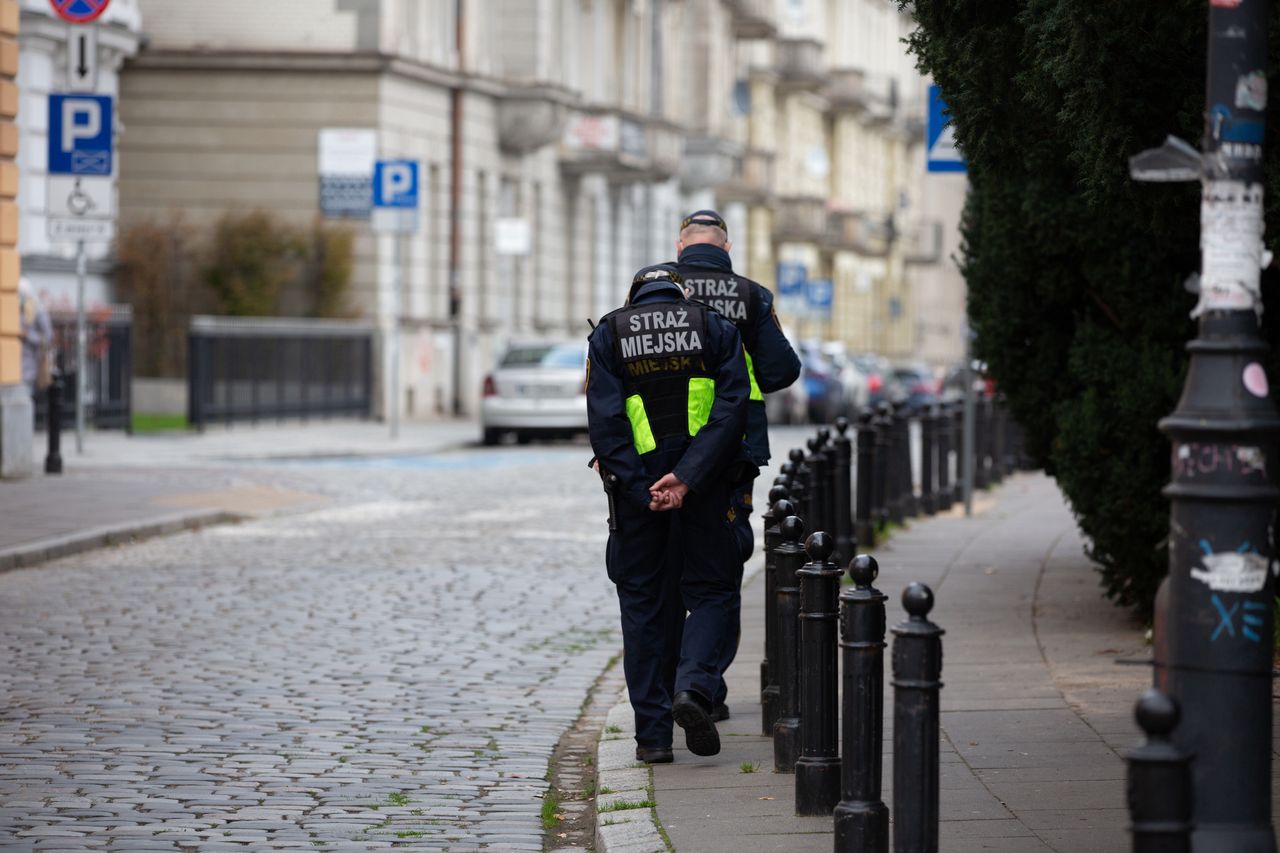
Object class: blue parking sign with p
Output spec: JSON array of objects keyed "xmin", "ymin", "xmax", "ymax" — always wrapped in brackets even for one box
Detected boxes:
[
  {"xmin": 373, "ymin": 160, "xmax": 419, "ymax": 209},
  {"xmin": 48, "ymin": 94, "xmax": 112, "ymax": 176}
]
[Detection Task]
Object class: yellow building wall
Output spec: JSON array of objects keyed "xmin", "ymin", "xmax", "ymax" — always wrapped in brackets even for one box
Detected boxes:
[{"xmin": 0, "ymin": 0, "xmax": 16, "ymax": 387}]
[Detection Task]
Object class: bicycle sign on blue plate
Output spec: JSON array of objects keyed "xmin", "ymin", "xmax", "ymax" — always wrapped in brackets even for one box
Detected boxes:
[{"xmin": 49, "ymin": 0, "xmax": 110, "ymax": 24}]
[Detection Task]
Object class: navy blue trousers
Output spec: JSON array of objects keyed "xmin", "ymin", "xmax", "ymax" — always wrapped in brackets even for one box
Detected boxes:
[
  {"xmin": 712, "ymin": 481, "xmax": 755, "ymax": 706},
  {"xmin": 606, "ymin": 482, "xmax": 739, "ymax": 748}
]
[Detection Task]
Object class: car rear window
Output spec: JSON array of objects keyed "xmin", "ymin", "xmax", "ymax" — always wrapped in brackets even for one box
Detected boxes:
[{"xmin": 501, "ymin": 343, "xmax": 585, "ymax": 369}]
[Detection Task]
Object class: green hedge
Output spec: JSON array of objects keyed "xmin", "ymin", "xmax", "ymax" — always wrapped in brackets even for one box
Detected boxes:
[{"xmin": 903, "ymin": 1, "xmax": 1280, "ymax": 614}]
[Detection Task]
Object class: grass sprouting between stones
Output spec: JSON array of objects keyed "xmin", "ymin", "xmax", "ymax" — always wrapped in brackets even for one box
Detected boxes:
[
  {"xmin": 739, "ymin": 761, "xmax": 758, "ymax": 774},
  {"xmin": 540, "ymin": 790, "xmax": 562, "ymax": 829},
  {"xmin": 598, "ymin": 798, "xmax": 656, "ymax": 813}
]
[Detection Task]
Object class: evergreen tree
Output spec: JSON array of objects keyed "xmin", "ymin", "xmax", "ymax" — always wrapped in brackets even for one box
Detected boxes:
[{"xmin": 904, "ymin": 1, "xmax": 1280, "ymax": 613}]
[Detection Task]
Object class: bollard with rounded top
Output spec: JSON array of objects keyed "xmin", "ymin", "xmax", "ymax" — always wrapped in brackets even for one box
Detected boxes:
[
  {"xmin": 773, "ymin": 514, "xmax": 806, "ymax": 773},
  {"xmin": 1128, "ymin": 689, "xmax": 1192, "ymax": 853},
  {"xmin": 834, "ymin": 554, "xmax": 889, "ymax": 853},
  {"xmin": 44, "ymin": 374, "xmax": 64, "ymax": 475},
  {"xmin": 832, "ymin": 417, "xmax": 855, "ymax": 564},
  {"xmin": 873, "ymin": 403, "xmax": 894, "ymax": 531},
  {"xmin": 855, "ymin": 408, "xmax": 877, "ymax": 548},
  {"xmin": 795, "ymin": 530, "xmax": 843, "ymax": 816},
  {"xmin": 760, "ymin": 489, "xmax": 792, "ymax": 735},
  {"xmin": 788, "ymin": 448, "xmax": 811, "ymax": 523},
  {"xmin": 819, "ymin": 426, "xmax": 839, "ymax": 546},
  {"xmin": 892, "ymin": 583, "xmax": 944, "ymax": 853}
]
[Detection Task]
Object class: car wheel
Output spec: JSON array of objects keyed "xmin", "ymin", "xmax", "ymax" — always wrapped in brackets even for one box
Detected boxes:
[
  {"xmin": 516, "ymin": 431, "xmax": 533, "ymax": 445},
  {"xmin": 482, "ymin": 427, "xmax": 501, "ymax": 446}
]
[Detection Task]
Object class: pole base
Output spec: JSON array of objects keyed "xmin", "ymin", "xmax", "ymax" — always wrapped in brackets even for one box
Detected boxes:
[
  {"xmin": 44, "ymin": 453, "xmax": 62, "ymax": 475},
  {"xmin": 760, "ymin": 686, "xmax": 779, "ymax": 737},
  {"xmin": 855, "ymin": 521, "xmax": 875, "ymax": 549},
  {"xmin": 795, "ymin": 756, "xmax": 841, "ymax": 815},
  {"xmin": 760, "ymin": 659, "xmax": 768, "ymax": 694},
  {"xmin": 834, "ymin": 799, "xmax": 889, "ymax": 853},
  {"xmin": 773, "ymin": 717, "xmax": 800, "ymax": 773},
  {"xmin": 1192, "ymin": 825, "xmax": 1277, "ymax": 853}
]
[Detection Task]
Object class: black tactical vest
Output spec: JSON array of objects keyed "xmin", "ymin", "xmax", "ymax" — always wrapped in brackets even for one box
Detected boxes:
[
  {"xmin": 679, "ymin": 270, "xmax": 759, "ymax": 351},
  {"xmin": 609, "ymin": 300, "xmax": 713, "ymax": 445}
]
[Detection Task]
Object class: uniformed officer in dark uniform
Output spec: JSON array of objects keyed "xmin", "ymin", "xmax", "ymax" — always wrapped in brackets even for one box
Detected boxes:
[
  {"xmin": 671, "ymin": 210, "xmax": 801, "ymax": 721},
  {"xmin": 587, "ymin": 262, "xmax": 754, "ymax": 764}
]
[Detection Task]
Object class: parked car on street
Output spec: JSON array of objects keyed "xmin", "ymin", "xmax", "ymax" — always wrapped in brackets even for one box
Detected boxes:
[
  {"xmin": 798, "ymin": 340, "xmax": 846, "ymax": 424},
  {"xmin": 890, "ymin": 362, "xmax": 941, "ymax": 414},
  {"xmin": 851, "ymin": 352, "xmax": 893, "ymax": 409},
  {"xmin": 480, "ymin": 341, "xmax": 587, "ymax": 445},
  {"xmin": 764, "ymin": 325, "xmax": 809, "ymax": 425},
  {"xmin": 822, "ymin": 342, "xmax": 870, "ymax": 414}
]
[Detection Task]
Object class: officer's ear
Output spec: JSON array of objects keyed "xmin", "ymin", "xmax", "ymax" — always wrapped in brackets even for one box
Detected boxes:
[
  {"xmin": 724, "ymin": 239, "xmax": 733, "ymax": 253},
  {"xmin": 675, "ymin": 238, "xmax": 685, "ymax": 255}
]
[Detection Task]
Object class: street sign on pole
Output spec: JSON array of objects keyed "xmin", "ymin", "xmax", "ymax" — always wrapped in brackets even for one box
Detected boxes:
[
  {"xmin": 48, "ymin": 94, "xmax": 112, "ymax": 176},
  {"xmin": 371, "ymin": 159, "xmax": 420, "ymax": 439},
  {"xmin": 371, "ymin": 159, "xmax": 420, "ymax": 234},
  {"xmin": 926, "ymin": 85, "xmax": 966, "ymax": 174},
  {"xmin": 48, "ymin": 0, "xmax": 110, "ymax": 24},
  {"xmin": 65, "ymin": 24, "xmax": 98, "ymax": 92}
]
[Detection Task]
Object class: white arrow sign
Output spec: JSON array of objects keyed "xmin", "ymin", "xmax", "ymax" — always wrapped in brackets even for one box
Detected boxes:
[{"xmin": 65, "ymin": 24, "xmax": 98, "ymax": 93}]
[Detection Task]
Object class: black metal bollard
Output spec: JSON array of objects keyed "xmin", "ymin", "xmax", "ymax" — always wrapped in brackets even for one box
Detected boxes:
[
  {"xmin": 819, "ymin": 427, "xmax": 839, "ymax": 545},
  {"xmin": 761, "ymin": 491, "xmax": 793, "ymax": 736},
  {"xmin": 855, "ymin": 408, "xmax": 877, "ymax": 549},
  {"xmin": 990, "ymin": 396, "xmax": 1006, "ymax": 485},
  {"xmin": 874, "ymin": 403, "xmax": 894, "ymax": 530},
  {"xmin": 834, "ymin": 554, "xmax": 889, "ymax": 853},
  {"xmin": 832, "ymin": 417, "xmax": 855, "ymax": 564},
  {"xmin": 935, "ymin": 403, "xmax": 953, "ymax": 512},
  {"xmin": 898, "ymin": 404, "xmax": 918, "ymax": 519},
  {"xmin": 892, "ymin": 583, "xmax": 944, "ymax": 853},
  {"xmin": 807, "ymin": 436, "xmax": 830, "ymax": 544},
  {"xmin": 44, "ymin": 374, "xmax": 64, "ymax": 475},
  {"xmin": 795, "ymin": 531, "xmax": 843, "ymax": 816},
  {"xmin": 951, "ymin": 402, "xmax": 964, "ymax": 505},
  {"xmin": 1127, "ymin": 689, "xmax": 1192, "ymax": 853},
  {"xmin": 789, "ymin": 448, "xmax": 811, "ymax": 524},
  {"xmin": 773, "ymin": 514, "xmax": 806, "ymax": 773},
  {"xmin": 920, "ymin": 405, "xmax": 936, "ymax": 515}
]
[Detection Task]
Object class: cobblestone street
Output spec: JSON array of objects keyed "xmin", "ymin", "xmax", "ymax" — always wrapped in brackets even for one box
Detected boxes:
[{"xmin": 0, "ymin": 441, "xmax": 622, "ymax": 851}]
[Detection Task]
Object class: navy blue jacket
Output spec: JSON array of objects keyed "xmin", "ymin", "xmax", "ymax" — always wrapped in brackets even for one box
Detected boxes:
[
  {"xmin": 675, "ymin": 246, "xmax": 801, "ymax": 465},
  {"xmin": 587, "ymin": 281, "xmax": 753, "ymax": 510}
]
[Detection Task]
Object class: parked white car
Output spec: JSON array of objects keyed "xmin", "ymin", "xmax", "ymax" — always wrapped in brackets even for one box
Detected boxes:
[{"xmin": 480, "ymin": 341, "xmax": 587, "ymax": 445}]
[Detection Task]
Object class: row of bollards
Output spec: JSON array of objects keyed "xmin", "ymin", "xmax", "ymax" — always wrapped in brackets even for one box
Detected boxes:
[{"xmin": 764, "ymin": 420, "xmax": 949, "ymax": 852}]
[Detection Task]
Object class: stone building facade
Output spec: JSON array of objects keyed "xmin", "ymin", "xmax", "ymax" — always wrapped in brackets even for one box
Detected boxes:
[{"xmin": 116, "ymin": 0, "xmax": 966, "ymax": 420}]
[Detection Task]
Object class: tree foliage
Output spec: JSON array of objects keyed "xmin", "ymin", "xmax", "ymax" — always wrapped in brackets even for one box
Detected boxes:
[{"xmin": 903, "ymin": 1, "xmax": 1280, "ymax": 613}]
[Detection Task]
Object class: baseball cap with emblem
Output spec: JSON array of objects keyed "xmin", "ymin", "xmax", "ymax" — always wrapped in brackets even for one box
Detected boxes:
[{"xmin": 680, "ymin": 209, "xmax": 728, "ymax": 233}]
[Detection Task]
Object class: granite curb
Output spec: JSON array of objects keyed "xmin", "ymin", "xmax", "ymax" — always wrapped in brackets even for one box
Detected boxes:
[
  {"xmin": 0, "ymin": 509, "xmax": 241, "ymax": 573},
  {"xmin": 594, "ymin": 690, "xmax": 670, "ymax": 853}
]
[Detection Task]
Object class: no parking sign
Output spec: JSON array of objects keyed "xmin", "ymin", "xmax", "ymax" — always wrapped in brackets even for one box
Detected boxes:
[{"xmin": 49, "ymin": 0, "xmax": 110, "ymax": 24}]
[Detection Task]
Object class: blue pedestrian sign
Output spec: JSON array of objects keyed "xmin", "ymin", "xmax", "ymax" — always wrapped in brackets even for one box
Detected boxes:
[
  {"xmin": 926, "ymin": 85, "xmax": 965, "ymax": 174},
  {"xmin": 777, "ymin": 261, "xmax": 806, "ymax": 297},
  {"xmin": 373, "ymin": 160, "xmax": 419, "ymax": 209},
  {"xmin": 48, "ymin": 94, "xmax": 112, "ymax": 176}
]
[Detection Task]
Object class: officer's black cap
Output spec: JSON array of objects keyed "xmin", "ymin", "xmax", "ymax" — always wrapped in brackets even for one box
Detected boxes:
[
  {"xmin": 627, "ymin": 263, "xmax": 685, "ymax": 304},
  {"xmin": 681, "ymin": 209, "xmax": 727, "ymax": 234}
]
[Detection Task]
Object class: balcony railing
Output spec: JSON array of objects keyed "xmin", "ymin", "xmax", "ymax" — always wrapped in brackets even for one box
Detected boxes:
[
  {"xmin": 776, "ymin": 38, "xmax": 825, "ymax": 90},
  {"xmin": 681, "ymin": 134, "xmax": 741, "ymax": 191},
  {"xmin": 774, "ymin": 195, "xmax": 828, "ymax": 243},
  {"xmin": 559, "ymin": 110, "xmax": 680, "ymax": 180},
  {"xmin": 719, "ymin": 148, "xmax": 775, "ymax": 204}
]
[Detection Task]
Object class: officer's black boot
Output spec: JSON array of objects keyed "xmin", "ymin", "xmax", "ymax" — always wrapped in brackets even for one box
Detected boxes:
[{"xmin": 672, "ymin": 691, "xmax": 721, "ymax": 757}]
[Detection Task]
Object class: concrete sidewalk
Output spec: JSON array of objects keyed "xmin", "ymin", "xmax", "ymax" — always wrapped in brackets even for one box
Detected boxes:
[
  {"xmin": 605, "ymin": 471, "xmax": 1280, "ymax": 853},
  {"xmin": 0, "ymin": 418, "xmax": 481, "ymax": 571}
]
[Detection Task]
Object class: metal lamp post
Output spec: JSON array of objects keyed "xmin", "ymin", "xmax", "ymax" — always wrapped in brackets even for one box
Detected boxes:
[{"xmin": 1131, "ymin": 1, "xmax": 1279, "ymax": 848}]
